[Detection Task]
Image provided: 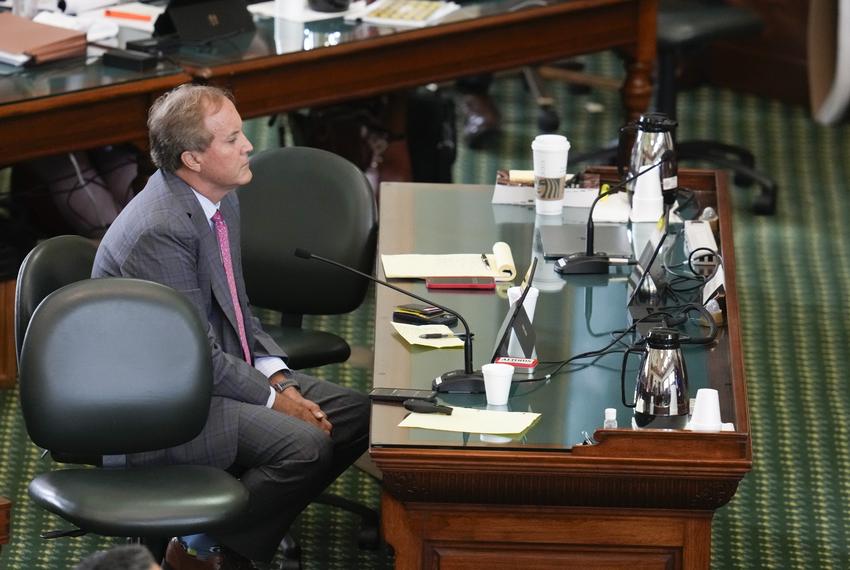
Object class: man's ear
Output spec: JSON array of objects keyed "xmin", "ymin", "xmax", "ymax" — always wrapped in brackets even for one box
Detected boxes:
[{"xmin": 180, "ymin": 150, "xmax": 202, "ymax": 172}]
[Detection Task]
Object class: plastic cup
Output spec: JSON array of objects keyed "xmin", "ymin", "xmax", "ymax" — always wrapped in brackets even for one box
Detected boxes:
[
  {"xmin": 532, "ymin": 135, "xmax": 570, "ymax": 215},
  {"xmin": 630, "ymin": 163, "xmax": 664, "ymax": 222},
  {"xmin": 481, "ymin": 363, "xmax": 514, "ymax": 405},
  {"xmin": 688, "ymin": 388, "xmax": 722, "ymax": 432},
  {"xmin": 277, "ymin": 0, "xmax": 306, "ymax": 20}
]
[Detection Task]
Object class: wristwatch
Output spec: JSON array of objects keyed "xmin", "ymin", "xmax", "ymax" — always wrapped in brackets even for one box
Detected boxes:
[{"xmin": 272, "ymin": 369, "xmax": 295, "ymax": 393}]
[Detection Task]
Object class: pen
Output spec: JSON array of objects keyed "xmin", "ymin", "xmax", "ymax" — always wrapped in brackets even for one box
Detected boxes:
[
  {"xmin": 419, "ymin": 333, "xmax": 473, "ymax": 339},
  {"xmin": 481, "ymin": 253, "xmax": 491, "ymax": 269},
  {"xmin": 403, "ymin": 399, "xmax": 453, "ymax": 415},
  {"xmin": 104, "ymin": 9, "xmax": 152, "ymax": 22}
]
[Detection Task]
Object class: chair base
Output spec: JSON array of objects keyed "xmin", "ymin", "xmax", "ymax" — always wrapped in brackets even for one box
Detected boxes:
[{"xmin": 280, "ymin": 492, "xmax": 380, "ymax": 567}]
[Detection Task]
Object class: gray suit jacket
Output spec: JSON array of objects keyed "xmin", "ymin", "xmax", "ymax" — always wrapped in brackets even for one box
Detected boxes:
[{"xmin": 93, "ymin": 169, "xmax": 287, "ymax": 469}]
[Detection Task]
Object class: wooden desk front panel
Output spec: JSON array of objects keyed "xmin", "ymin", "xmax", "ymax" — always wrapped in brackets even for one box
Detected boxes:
[
  {"xmin": 383, "ymin": 494, "xmax": 710, "ymax": 570},
  {"xmin": 0, "ymin": 74, "xmax": 189, "ymax": 167}
]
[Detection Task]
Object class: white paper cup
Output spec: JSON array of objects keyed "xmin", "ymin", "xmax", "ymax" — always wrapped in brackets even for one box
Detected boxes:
[
  {"xmin": 277, "ymin": 0, "xmax": 306, "ymax": 20},
  {"xmin": 630, "ymin": 163, "xmax": 664, "ymax": 222},
  {"xmin": 532, "ymin": 135, "xmax": 570, "ymax": 215},
  {"xmin": 688, "ymin": 388, "xmax": 722, "ymax": 432},
  {"xmin": 481, "ymin": 363, "xmax": 514, "ymax": 405}
]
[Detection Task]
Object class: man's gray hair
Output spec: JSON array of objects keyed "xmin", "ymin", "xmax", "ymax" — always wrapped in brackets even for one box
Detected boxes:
[{"xmin": 148, "ymin": 83, "xmax": 234, "ymax": 173}]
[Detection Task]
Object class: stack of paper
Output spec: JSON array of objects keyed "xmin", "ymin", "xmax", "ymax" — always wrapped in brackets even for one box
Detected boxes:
[
  {"xmin": 0, "ymin": 12, "xmax": 86, "ymax": 66},
  {"xmin": 382, "ymin": 241, "xmax": 516, "ymax": 281},
  {"xmin": 346, "ymin": 0, "xmax": 460, "ymax": 28}
]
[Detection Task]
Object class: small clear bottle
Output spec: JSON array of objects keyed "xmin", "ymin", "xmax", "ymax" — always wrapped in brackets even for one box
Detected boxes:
[{"xmin": 603, "ymin": 408, "xmax": 618, "ymax": 429}]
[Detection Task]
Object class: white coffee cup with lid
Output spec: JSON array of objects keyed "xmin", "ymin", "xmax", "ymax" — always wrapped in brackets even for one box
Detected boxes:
[{"xmin": 531, "ymin": 135, "xmax": 570, "ymax": 215}]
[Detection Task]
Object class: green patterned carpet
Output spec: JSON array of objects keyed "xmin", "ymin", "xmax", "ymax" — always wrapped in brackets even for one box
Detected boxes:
[{"xmin": 3, "ymin": 53, "xmax": 850, "ymax": 568}]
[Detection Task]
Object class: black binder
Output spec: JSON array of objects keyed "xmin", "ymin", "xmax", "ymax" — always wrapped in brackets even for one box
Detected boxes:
[{"xmin": 154, "ymin": 0, "xmax": 255, "ymax": 43}]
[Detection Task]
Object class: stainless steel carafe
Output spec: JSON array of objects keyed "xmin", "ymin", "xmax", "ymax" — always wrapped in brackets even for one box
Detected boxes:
[
  {"xmin": 618, "ymin": 112, "xmax": 679, "ymax": 193},
  {"xmin": 622, "ymin": 328, "xmax": 689, "ymax": 428}
]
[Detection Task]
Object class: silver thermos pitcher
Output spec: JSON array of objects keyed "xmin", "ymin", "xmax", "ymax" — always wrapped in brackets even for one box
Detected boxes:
[
  {"xmin": 617, "ymin": 112, "xmax": 679, "ymax": 193},
  {"xmin": 622, "ymin": 328, "xmax": 689, "ymax": 429}
]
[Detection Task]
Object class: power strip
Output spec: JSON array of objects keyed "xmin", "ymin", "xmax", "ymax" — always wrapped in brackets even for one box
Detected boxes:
[{"xmin": 684, "ymin": 220, "xmax": 718, "ymax": 266}]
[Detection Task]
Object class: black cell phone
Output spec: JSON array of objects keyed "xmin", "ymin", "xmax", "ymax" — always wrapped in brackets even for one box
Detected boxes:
[
  {"xmin": 392, "ymin": 304, "xmax": 458, "ymax": 327},
  {"xmin": 369, "ymin": 387, "xmax": 437, "ymax": 403}
]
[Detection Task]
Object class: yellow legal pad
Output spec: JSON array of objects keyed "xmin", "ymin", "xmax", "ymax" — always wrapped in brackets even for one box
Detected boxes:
[{"xmin": 399, "ymin": 406, "xmax": 541, "ymax": 434}]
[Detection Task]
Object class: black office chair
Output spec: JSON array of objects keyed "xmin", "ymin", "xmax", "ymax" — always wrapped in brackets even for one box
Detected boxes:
[
  {"xmin": 14, "ymin": 235, "xmax": 98, "ymax": 366},
  {"xmin": 656, "ymin": 0, "xmax": 777, "ymax": 214},
  {"xmin": 238, "ymin": 146, "xmax": 378, "ymax": 370},
  {"xmin": 19, "ymin": 278, "xmax": 249, "ymax": 562},
  {"xmin": 569, "ymin": 0, "xmax": 777, "ymax": 214},
  {"xmin": 238, "ymin": 147, "xmax": 380, "ymax": 566}
]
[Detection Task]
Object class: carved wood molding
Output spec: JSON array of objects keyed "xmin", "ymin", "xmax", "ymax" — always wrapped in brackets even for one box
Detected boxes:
[{"xmin": 381, "ymin": 468, "xmax": 741, "ymax": 510}]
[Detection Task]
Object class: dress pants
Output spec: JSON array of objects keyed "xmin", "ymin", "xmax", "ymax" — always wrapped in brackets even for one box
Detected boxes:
[{"xmin": 213, "ymin": 371, "xmax": 370, "ymax": 563}]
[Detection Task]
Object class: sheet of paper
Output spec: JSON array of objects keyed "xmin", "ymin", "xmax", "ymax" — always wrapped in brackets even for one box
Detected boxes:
[
  {"xmin": 381, "ymin": 241, "xmax": 515, "ymax": 281},
  {"xmin": 83, "ymin": 2, "xmax": 164, "ymax": 32},
  {"xmin": 391, "ymin": 322, "xmax": 464, "ymax": 348},
  {"xmin": 591, "ymin": 192, "xmax": 630, "ymax": 223},
  {"xmin": 249, "ymin": 0, "xmax": 367, "ymax": 22},
  {"xmin": 345, "ymin": 0, "xmax": 460, "ymax": 28},
  {"xmin": 33, "ymin": 11, "xmax": 119, "ymax": 41},
  {"xmin": 491, "ymin": 183, "xmax": 535, "ymax": 206},
  {"xmin": 399, "ymin": 405, "xmax": 541, "ymax": 434}
]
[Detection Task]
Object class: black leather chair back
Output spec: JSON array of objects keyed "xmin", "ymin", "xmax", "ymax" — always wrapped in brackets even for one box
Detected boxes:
[
  {"xmin": 238, "ymin": 147, "xmax": 378, "ymax": 316},
  {"xmin": 15, "ymin": 235, "xmax": 98, "ymax": 365},
  {"xmin": 19, "ymin": 278, "xmax": 212, "ymax": 456}
]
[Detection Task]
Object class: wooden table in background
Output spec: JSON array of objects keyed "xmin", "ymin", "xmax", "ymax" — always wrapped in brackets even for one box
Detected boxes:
[{"xmin": 0, "ymin": 0, "xmax": 657, "ymax": 387}]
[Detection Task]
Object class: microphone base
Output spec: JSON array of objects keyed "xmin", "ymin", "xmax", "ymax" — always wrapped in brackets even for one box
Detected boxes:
[
  {"xmin": 554, "ymin": 254, "xmax": 611, "ymax": 275},
  {"xmin": 432, "ymin": 369, "xmax": 485, "ymax": 393}
]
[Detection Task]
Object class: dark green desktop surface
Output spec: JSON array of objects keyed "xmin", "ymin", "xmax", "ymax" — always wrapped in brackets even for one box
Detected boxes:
[{"xmin": 370, "ymin": 183, "xmax": 726, "ymax": 450}]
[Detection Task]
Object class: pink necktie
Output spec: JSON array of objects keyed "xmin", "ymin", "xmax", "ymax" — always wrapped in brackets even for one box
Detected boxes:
[{"xmin": 212, "ymin": 210, "xmax": 252, "ymax": 364}]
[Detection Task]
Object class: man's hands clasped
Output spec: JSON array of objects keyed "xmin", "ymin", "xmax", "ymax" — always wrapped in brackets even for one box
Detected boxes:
[{"xmin": 272, "ymin": 385, "xmax": 333, "ymax": 435}]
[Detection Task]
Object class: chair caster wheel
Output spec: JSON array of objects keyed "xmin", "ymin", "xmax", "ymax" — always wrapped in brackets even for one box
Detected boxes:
[
  {"xmin": 358, "ymin": 525, "xmax": 381, "ymax": 550},
  {"xmin": 280, "ymin": 558, "xmax": 302, "ymax": 570},
  {"xmin": 537, "ymin": 107, "xmax": 560, "ymax": 133},
  {"xmin": 752, "ymin": 192, "xmax": 776, "ymax": 215},
  {"xmin": 280, "ymin": 534, "xmax": 301, "ymax": 559}
]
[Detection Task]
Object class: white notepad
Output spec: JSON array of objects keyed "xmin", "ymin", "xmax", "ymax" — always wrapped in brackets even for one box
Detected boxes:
[
  {"xmin": 399, "ymin": 405, "xmax": 541, "ymax": 434},
  {"xmin": 381, "ymin": 241, "xmax": 516, "ymax": 281}
]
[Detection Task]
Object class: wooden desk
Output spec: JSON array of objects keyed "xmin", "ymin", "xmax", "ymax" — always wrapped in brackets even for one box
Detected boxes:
[
  {"xmin": 370, "ymin": 171, "xmax": 751, "ymax": 569},
  {"xmin": 188, "ymin": 0, "xmax": 656, "ymax": 124},
  {"xmin": 0, "ymin": 497, "xmax": 9, "ymax": 554},
  {"xmin": 0, "ymin": 0, "xmax": 656, "ymax": 167}
]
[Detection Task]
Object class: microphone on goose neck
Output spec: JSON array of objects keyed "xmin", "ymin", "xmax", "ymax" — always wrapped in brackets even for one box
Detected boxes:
[
  {"xmin": 293, "ymin": 248, "xmax": 484, "ymax": 393},
  {"xmin": 555, "ymin": 150, "xmax": 675, "ymax": 275}
]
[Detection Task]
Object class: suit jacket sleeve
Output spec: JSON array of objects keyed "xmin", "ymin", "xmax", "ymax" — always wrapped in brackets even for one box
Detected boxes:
[{"xmin": 120, "ymin": 222, "xmax": 272, "ymax": 405}]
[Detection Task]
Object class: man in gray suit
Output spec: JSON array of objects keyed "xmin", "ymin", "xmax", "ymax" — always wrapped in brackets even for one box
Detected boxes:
[{"xmin": 93, "ymin": 84, "xmax": 370, "ymax": 568}]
